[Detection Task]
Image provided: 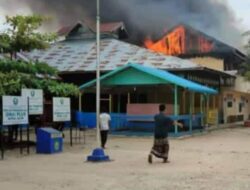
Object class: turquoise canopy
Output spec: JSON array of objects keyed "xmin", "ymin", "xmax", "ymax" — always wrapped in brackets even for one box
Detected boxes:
[{"xmin": 79, "ymin": 63, "xmax": 217, "ymax": 94}]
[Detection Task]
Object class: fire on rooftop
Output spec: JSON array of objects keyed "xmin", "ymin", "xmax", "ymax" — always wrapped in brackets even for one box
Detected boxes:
[
  {"xmin": 144, "ymin": 25, "xmax": 214, "ymax": 56},
  {"xmin": 143, "ymin": 24, "xmax": 246, "ymax": 71}
]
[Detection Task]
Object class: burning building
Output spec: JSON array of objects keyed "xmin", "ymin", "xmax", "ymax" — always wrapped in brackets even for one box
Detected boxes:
[
  {"xmin": 144, "ymin": 24, "xmax": 246, "ymax": 71},
  {"xmin": 25, "ymin": 21, "xmax": 236, "ymax": 89},
  {"xmin": 24, "ymin": 20, "xmax": 242, "ymax": 126},
  {"xmin": 144, "ymin": 24, "xmax": 250, "ymax": 123},
  {"xmin": 2, "ymin": 0, "xmax": 249, "ymax": 132}
]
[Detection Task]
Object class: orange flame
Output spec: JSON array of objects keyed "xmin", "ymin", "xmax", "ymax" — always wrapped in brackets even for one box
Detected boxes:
[
  {"xmin": 198, "ymin": 37, "xmax": 214, "ymax": 53},
  {"xmin": 144, "ymin": 37, "xmax": 154, "ymax": 48},
  {"xmin": 144, "ymin": 25, "xmax": 214, "ymax": 56}
]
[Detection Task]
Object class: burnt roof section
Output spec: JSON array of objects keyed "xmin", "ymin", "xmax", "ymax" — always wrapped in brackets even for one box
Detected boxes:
[
  {"xmin": 157, "ymin": 24, "xmax": 246, "ymax": 61},
  {"xmin": 57, "ymin": 20, "xmax": 128, "ymax": 40}
]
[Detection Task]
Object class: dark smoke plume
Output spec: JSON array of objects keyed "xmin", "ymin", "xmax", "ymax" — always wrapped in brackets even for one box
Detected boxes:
[{"xmin": 0, "ymin": 0, "xmax": 243, "ymax": 47}]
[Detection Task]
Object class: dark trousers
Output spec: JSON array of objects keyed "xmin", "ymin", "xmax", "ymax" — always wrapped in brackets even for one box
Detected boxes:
[
  {"xmin": 100, "ymin": 130, "xmax": 109, "ymax": 148},
  {"xmin": 8, "ymin": 125, "xmax": 18, "ymax": 143}
]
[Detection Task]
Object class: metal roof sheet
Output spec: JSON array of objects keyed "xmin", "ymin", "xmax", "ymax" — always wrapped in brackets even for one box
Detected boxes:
[
  {"xmin": 79, "ymin": 63, "xmax": 218, "ymax": 94},
  {"xmin": 24, "ymin": 38, "xmax": 199, "ymax": 72}
]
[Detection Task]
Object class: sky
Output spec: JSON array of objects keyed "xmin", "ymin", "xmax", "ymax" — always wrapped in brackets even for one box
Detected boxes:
[
  {"xmin": 227, "ymin": 0, "xmax": 250, "ymax": 30},
  {"xmin": 0, "ymin": 1, "xmax": 249, "ymax": 29},
  {"xmin": 0, "ymin": 1, "xmax": 249, "ymax": 26},
  {"xmin": 0, "ymin": 0, "xmax": 249, "ymax": 36}
]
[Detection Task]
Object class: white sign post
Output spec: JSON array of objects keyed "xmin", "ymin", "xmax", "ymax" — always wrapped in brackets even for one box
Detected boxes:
[
  {"xmin": 22, "ymin": 89, "xmax": 43, "ymax": 115},
  {"xmin": 2, "ymin": 96, "xmax": 28, "ymax": 126},
  {"xmin": 53, "ymin": 97, "xmax": 71, "ymax": 122}
]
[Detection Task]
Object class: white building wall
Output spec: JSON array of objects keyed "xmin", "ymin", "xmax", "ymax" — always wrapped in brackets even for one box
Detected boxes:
[
  {"xmin": 221, "ymin": 75, "xmax": 250, "ymax": 123},
  {"xmin": 234, "ymin": 75, "xmax": 250, "ymax": 93}
]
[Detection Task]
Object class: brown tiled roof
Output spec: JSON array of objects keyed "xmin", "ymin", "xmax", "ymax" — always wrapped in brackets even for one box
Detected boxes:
[
  {"xmin": 57, "ymin": 25, "xmax": 75, "ymax": 36},
  {"xmin": 100, "ymin": 22, "xmax": 125, "ymax": 33},
  {"xmin": 57, "ymin": 20, "xmax": 125, "ymax": 36}
]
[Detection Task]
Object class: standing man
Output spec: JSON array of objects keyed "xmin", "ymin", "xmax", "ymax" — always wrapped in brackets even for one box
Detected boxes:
[
  {"xmin": 99, "ymin": 107, "xmax": 111, "ymax": 149},
  {"xmin": 148, "ymin": 104, "xmax": 183, "ymax": 163}
]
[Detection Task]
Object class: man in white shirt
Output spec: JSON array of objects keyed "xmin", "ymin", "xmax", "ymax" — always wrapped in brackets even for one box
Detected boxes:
[{"xmin": 99, "ymin": 107, "xmax": 111, "ymax": 149}]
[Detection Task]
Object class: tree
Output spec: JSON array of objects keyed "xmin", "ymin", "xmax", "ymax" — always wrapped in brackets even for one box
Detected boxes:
[
  {"xmin": 0, "ymin": 59, "xmax": 79, "ymax": 97},
  {"xmin": 0, "ymin": 15, "xmax": 56, "ymax": 59},
  {"xmin": 0, "ymin": 14, "xmax": 79, "ymax": 97}
]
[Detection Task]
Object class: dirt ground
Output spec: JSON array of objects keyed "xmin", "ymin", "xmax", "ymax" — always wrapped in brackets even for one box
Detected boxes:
[{"xmin": 1, "ymin": 127, "xmax": 250, "ymax": 190}]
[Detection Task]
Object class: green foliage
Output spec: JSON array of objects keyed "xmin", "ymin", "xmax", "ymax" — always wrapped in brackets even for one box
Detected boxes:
[
  {"xmin": 0, "ymin": 33, "xmax": 11, "ymax": 51},
  {"xmin": 0, "ymin": 71, "xmax": 23, "ymax": 95},
  {"xmin": 0, "ymin": 15, "xmax": 57, "ymax": 56},
  {"xmin": 42, "ymin": 80, "xmax": 80, "ymax": 97},
  {"xmin": 35, "ymin": 61, "xmax": 58, "ymax": 75},
  {"xmin": 0, "ymin": 59, "xmax": 36, "ymax": 74},
  {"xmin": 0, "ymin": 14, "xmax": 79, "ymax": 97},
  {"xmin": 22, "ymin": 77, "xmax": 79, "ymax": 97},
  {"xmin": 0, "ymin": 59, "xmax": 57, "ymax": 75},
  {"xmin": 0, "ymin": 60, "xmax": 79, "ymax": 97}
]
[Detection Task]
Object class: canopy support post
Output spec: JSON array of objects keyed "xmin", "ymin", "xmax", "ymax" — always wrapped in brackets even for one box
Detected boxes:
[
  {"xmin": 127, "ymin": 92, "xmax": 130, "ymax": 104},
  {"xmin": 189, "ymin": 92, "xmax": 193, "ymax": 132},
  {"xmin": 109, "ymin": 94, "xmax": 112, "ymax": 113},
  {"xmin": 118, "ymin": 93, "xmax": 121, "ymax": 113},
  {"xmin": 200, "ymin": 94, "xmax": 204, "ymax": 127},
  {"xmin": 174, "ymin": 85, "xmax": 178, "ymax": 135},
  {"xmin": 79, "ymin": 92, "xmax": 82, "ymax": 112},
  {"xmin": 206, "ymin": 94, "xmax": 210, "ymax": 126}
]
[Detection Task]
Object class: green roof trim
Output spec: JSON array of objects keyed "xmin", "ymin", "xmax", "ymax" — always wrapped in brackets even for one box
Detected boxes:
[
  {"xmin": 79, "ymin": 63, "xmax": 217, "ymax": 94},
  {"xmin": 103, "ymin": 68, "xmax": 168, "ymax": 86}
]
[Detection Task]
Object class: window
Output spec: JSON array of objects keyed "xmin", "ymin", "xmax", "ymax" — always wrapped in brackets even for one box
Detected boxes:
[
  {"xmin": 239, "ymin": 103, "xmax": 243, "ymax": 113},
  {"xmin": 227, "ymin": 101, "xmax": 233, "ymax": 108}
]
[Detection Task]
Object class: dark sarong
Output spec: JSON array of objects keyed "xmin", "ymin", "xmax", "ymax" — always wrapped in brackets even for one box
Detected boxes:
[{"xmin": 150, "ymin": 138, "xmax": 169, "ymax": 159}]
